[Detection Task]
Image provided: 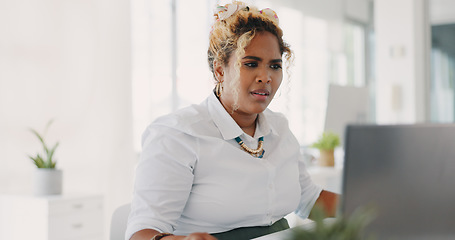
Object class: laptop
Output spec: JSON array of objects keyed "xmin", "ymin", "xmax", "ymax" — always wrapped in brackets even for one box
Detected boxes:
[
  {"xmin": 255, "ymin": 123, "xmax": 455, "ymax": 240},
  {"xmin": 342, "ymin": 124, "xmax": 455, "ymax": 240}
]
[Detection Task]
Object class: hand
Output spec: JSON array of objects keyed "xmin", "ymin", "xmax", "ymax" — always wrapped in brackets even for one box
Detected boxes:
[
  {"xmin": 131, "ymin": 229, "xmax": 218, "ymax": 240},
  {"xmin": 170, "ymin": 232, "xmax": 217, "ymax": 240}
]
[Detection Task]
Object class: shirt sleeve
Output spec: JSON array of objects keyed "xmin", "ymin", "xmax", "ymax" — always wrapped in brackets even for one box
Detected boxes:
[
  {"xmin": 294, "ymin": 153, "xmax": 323, "ymax": 219},
  {"xmin": 125, "ymin": 124, "xmax": 197, "ymax": 240}
]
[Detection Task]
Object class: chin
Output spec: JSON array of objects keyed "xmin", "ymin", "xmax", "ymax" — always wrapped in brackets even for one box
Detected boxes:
[{"xmin": 249, "ymin": 105, "xmax": 268, "ymax": 114}]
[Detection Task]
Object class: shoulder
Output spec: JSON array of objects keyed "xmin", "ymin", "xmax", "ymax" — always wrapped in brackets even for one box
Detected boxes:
[
  {"xmin": 263, "ymin": 108, "xmax": 289, "ymax": 126},
  {"xmin": 261, "ymin": 108, "xmax": 296, "ymax": 140},
  {"xmin": 154, "ymin": 104, "xmax": 206, "ymax": 127},
  {"xmin": 147, "ymin": 99, "xmax": 215, "ymax": 137}
]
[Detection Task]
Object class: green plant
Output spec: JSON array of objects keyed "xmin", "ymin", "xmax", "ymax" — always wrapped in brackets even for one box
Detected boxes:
[
  {"xmin": 28, "ymin": 120, "xmax": 59, "ymax": 168},
  {"xmin": 287, "ymin": 206, "xmax": 376, "ymax": 240},
  {"xmin": 311, "ymin": 131, "xmax": 340, "ymax": 150}
]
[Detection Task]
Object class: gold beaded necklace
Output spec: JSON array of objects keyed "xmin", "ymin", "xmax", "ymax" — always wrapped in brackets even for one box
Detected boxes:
[{"xmin": 235, "ymin": 136, "xmax": 265, "ymax": 158}]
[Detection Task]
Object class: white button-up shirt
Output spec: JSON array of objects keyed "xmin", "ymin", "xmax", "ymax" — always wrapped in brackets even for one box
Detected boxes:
[{"xmin": 126, "ymin": 93, "xmax": 322, "ymax": 239}]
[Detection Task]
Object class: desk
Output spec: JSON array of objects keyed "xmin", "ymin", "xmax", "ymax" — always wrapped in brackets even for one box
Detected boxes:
[
  {"xmin": 252, "ymin": 218, "xmax": 337, "ymax": 240},
  {"xmin": 302, "ymin": 146, "xmax": 344, "ymax": 194},
  {"xmin": 307, "ymin": 165, "xmax": 343, "ymax": 194},
  {"xmin": 0, "ymin": 194, "xmax": 104, "ymax": 240},
  {"xmin": 253, "ymin": 219, "xmax": 455, "ymax": 240},
  {"xmin": 285, "ymin": 165, "xmax": 342, "ymax": 227}
]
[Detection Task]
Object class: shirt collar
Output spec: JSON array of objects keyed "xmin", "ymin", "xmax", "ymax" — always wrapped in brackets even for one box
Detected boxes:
[
  {"xmin": 207, "ymin": 92, "xmax": 274, "ymax": 140},
  {"xmin": 255, "ymin": 111, "xmax": 274, "ymax": 138}
]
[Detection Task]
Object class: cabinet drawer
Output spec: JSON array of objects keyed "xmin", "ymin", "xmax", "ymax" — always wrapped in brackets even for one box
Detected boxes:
[
  {"xmin": 49, "ymin": 198, "xmax": 102, "ymax": 216},
  {"xmin": 64, "ymin": 235, "xmax": 103, "ymax": 240},
  {"xmin": 48, "ymin": 211, "xmax": 103, "ymax": 239}
]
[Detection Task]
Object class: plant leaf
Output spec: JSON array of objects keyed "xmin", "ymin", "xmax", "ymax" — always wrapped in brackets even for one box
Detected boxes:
[
  {"xmin": 29, "ymin": 128, "xmax": 45, "ymax": 146},
  {"xmin": 288, "ymin": 206, "xmax": 376, "ymax": 240},
  {"xmin": 44, "ymin": 119, "xmax": 55, "ymax": 133},
  {"xmin": 46, "ymin": 142, "xmax": 59, "ymax": 169},
  {"xmin": 29, "ymin": 154, "xmax": 45, "ymax": 168},
  {"xmin": 311, "ymin": 131, "xmax": 340, "ymax": 150},
  {"xmin": 29, "ymin": 128, "xmax": 50, "ymax": 156},
  {"xmin": 28, "ymin": 120, "xmax": 58, "ymax": 169}
]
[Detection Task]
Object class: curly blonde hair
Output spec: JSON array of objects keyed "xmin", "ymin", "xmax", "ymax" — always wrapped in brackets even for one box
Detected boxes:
[{"xmin": 208, "ymin": 1, "xmax": 293, "ymax": 110}]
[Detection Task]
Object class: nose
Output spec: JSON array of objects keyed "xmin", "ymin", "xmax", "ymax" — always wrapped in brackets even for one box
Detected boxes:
[{"xmin": 256, "ymin": 67, "xmax": 272, "ymax": 84}]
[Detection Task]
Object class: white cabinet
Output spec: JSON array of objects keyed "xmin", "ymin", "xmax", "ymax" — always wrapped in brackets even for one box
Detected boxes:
[
  {"xmin": 307, "ymin": 166, "xmax": 343, "ymax": 194},
  {"xmin": 285, "ymin": 166, "xmax": 343, "ymax": 227},
  {"xmin": 0, "ymin": 194, "xmax": 103, "ymax": 240}
]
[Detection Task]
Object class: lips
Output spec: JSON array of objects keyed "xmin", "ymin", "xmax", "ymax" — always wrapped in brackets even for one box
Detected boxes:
[
  {"xmin": 251, "ymin": 89, "xmax": 270, "ymax": 95},
  {"xmin": 250, "ymin": 89, "xmax": 270, "ymax": 99}
]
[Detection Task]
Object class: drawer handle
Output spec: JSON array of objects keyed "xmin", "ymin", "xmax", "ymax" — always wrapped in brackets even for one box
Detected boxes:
[
  {"xmin": 72, "ymin": 204, "xmax": 83, "ymax": 209},
  {"xmin": 72, "ymin": 223, "xmax": 83, "ymax": 229}
]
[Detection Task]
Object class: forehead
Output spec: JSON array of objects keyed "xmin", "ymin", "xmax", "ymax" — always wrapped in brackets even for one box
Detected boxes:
[{"xmin": 243, "ymin": 31, "xmax": 281, "ymax": 58}]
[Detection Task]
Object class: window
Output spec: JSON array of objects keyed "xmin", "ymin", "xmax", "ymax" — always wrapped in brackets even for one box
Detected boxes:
[
  {"xmin": 131, "ymin": 0, "xmax": 214, "ymax": 149},
  {"xmin": 430, "ymin": 24, "xmax": 455, "ymax": 122},
  {"xmin": 131, "ymin": 0, "xmax": 368, "ymax": 149}
]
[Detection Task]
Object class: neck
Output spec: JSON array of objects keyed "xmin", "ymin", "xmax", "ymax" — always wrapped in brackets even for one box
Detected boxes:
[
  {"xmin": 231, "ymin": 112, "xmax": 258, "ymax": 137},
  {"xmin": 217, "ymin": 95, "xmax": 258, "ymax": 137}
]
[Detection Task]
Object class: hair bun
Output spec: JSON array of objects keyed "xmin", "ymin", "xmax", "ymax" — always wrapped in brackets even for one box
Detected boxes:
[
  {"xmin": 214, "ymin": 2, "xmax": 247, "ymax": 21},
  {"xmin": 259, "ymin": 8, "xmax": 279, "ymax": 23},
  {"xmin": 214, "ymin": 3, "xmax": 279, "ymax": 24}
]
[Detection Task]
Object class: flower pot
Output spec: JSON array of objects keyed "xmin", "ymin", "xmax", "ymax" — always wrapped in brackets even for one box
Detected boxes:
[
  {"xmin": 33, "ymin": 169, "xmax": 63, "ymax": 195},
  {"xmin": 318, "ymin": 149, "xmax": 335, "ymax": 167}
]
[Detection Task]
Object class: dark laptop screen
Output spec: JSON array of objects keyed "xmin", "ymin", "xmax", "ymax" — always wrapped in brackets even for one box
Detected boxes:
[{"xmin": 342, "ymin": 124, "xmax": 455, "ymax": 239}]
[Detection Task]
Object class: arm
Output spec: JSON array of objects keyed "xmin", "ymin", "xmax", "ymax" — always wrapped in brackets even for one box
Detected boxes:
[
  {"xmin": 310, "ymin": 190, "xmax": 340, "ymax": 218},
  {"xmin": 130, "ymin": 229, "xmax": 217, "ymax": 240},
  {"xmin": 126, "ymin": 125, "xmax": 202, "ymax": 239}
]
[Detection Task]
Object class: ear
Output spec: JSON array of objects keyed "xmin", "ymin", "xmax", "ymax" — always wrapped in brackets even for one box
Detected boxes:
[{"xmin": 213, "ymin": 60, "xmax": 224, "ymax": 82}]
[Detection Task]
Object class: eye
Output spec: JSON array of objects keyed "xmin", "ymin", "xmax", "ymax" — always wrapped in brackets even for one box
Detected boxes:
[
  {"xmin": 270, "ymin": 64, "xmax": 282, "ymax": 70},
  {"xmin": 244, "ymin": 62, "xmax": 258, "ymax": 68}
]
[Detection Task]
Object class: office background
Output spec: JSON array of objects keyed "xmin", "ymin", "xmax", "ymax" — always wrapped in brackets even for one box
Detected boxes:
[{"xmin": 1, "ymin": 0, "xmax": 454, "ymax": 239}]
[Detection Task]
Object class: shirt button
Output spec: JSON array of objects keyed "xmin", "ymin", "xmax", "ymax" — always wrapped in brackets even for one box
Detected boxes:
[{"xmin": 269, "ymin": 184, "xmax": 273, "ymax": 189}]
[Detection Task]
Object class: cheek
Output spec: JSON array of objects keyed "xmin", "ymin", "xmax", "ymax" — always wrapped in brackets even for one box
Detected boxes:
[
  {"xmin": 238, "ymin": 73, "xmax": 254, "ymax": 89},
  {"xmin": 222, "ymin": 72, "xmax": 237, "ymax": 91},
  {"xmin": 273, "ymin": 74, "xmax": 283, "ymax": 89}
]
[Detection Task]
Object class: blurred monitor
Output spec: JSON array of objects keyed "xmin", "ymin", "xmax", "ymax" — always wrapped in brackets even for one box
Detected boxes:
[
  {"xmin": 324, "ymin": 84, "xmax": 369, "ymax": 146},
  {"xmin": 342, "ymin": 124, "xmax": 455, "ymax": 240}
]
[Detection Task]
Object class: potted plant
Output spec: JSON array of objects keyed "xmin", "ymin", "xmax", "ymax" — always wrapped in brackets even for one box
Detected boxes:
[
  {"xmin": 311, "ymin": 131, "xmax": 340, "ymax": 167},
  {"xmin": 286, "ymin": 206, "xmax": 376, "ymax": 240},
  {"xmin": 28, "ymin": 120, "xmax": 63, "ymax": 195}
]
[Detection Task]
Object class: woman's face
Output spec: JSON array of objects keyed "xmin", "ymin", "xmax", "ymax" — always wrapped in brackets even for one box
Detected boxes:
[{"xmin": 219, "ymin": 31, "xmax": 283, "ymax": 116}]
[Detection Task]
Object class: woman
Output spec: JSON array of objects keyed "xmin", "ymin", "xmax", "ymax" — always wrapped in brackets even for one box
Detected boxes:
[{"xmin": 126, "ymin": 2, "xmax": 338, "ymax": 240}]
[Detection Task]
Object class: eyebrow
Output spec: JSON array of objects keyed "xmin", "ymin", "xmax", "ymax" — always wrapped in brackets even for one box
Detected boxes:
[{"xmin": 242, "ymin": 56, "xmax": 282, "ymax": 63}]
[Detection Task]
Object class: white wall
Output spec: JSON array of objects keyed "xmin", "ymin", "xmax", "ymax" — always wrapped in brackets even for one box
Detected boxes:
[
  {"xmin": 374, "ymin": 0, "xmax": 430, "ymax": 123},
  {"xmin": 0, "ymin": 0, "xmax": 135, "ymax": 238},
  {"xmin": 430, "ymin": 0, "xmax": 455, "ymax": 25},
  {"xmin": 345, "ymin": 0, "xmax": 370, "ymax": 23},
  {"xmin": 0, "ymin": 0, "xmax": 439, "ymax": 237}
]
